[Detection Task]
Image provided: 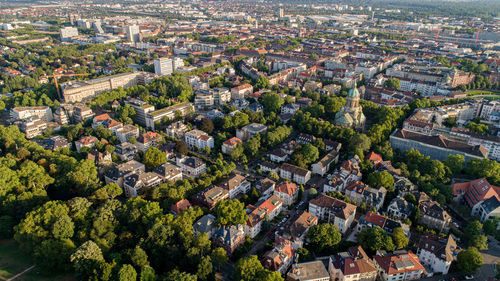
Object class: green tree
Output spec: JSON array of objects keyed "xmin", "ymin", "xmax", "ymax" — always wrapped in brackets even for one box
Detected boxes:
[
  {"xmin": 233, "ymin": 255, "xmax": 283, "ymax": 281},
  {"xmin": 470, "ymin": 234, "xmax": 488, "ymax": 250},
  {"xmin": 211, "ymin": 247, "xmax": 228, "ymax": 269},
  {"xmin": 483, "ymin": 219, "xmax": 498, "ymax": 236},
  {"xmin": 261, "ymin": 92, "xmax": 284, "ymax": 113},
  {"xmin": 230, "ymin": 142, "xmax": 244, "ymax": 159},
  {"xmin": 200, "ymin": 118, "xmax": 214, "ymax": 134},
  {"xmin": 307, "ymin": 223, "xmax": 341, "ymax": 252},
  {"xmin": 367, "ymin": 171, "xmax": 394, "ymax": 190},
  {"xmin": 443, "ymin": 154, "xmax": 465, "ymax": 175},
  {"xmin": 143, "ymin": 147, "xmax": 166, "ymax": 170},
  {"xmin": 348, "ymin": 134, "xmax": 371, "ymax": 155},
  {"xmin": 140, "ymin": 265, "xmax": 156, "ymax": 281},
  {"xmin": 175, "ymin": 140, "xmax": 189, "ymax": 155},
  {"xmin": 197, "ymin": 256, "xmax": 213, "ymax": 280},
  {"xmin": 457, "ymin": 247, "xmax": 483, "ymax": 274},
  {"xmin": 130, "ymin": 246, "xmax": 149, "ymax": 268},
  {"xmin": 357, "ymin": 226, "xmax": 395, "ymax": 253},
  {"xmin": 464, "ymin": 220, "xmax": 483, "ymax": 239},
  {"xmin": 384, "ymin": 78, "xmax": 401, "ymax": 89},
  {"xmin": 214, "ymin": 199, "xmax": 248, "ymax": 226},
  {"xmin": 391, "ymin": 227, "xmax": 409, "ymax": 249},
  {"xmin": 118, "ymin": 264, "xmax": 137, "ymax": 281},
  {"xmin": 255, "ymin": 76, "xmax": 270, "ymax": 90},
  {"xmin": 70, "ymin": 240, "xmax": 105, "ymax": 278}
]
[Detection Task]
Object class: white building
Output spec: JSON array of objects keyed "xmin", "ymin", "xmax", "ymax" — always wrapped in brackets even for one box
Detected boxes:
[
  {"xmin": 154, "ymin": 57, "xmax": 173, "ymax": 76},
  {"xmin": 308, "ymin": 194, "xmax": 356, "ymax": 234},
  {"xmin": 185, "ymin": 129, "xmax": 214, "ymax": 150},
  {"xmin": 417, "ymin": 234, "xmax": 457, "ymax": 275},
  {"xmin": 126, "ymin": 25, "xmax": 140, "ymax": 42},
  {"xmin": 60, "ymin": 27, "xmax": 79, "ymax": 42}
]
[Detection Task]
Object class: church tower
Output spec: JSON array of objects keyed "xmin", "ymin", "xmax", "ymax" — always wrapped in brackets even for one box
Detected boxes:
[{"xmin": 334, "ymin": 85, "xmax": 366, "ymax": 131}]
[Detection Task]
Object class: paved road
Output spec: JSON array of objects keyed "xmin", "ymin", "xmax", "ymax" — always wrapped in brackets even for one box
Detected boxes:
[
  {"xmin": 476, "ymin": 236, "xmax": 500, "ymax": 281},
  {"xmin": 6, "ymin": 265, "xmax": 35, "ymax": 281}
]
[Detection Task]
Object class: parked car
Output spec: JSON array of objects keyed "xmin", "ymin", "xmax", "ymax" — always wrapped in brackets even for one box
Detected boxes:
[{"xmin": 464, "ymin": 275, "xmax": 474, "ymax": 280}]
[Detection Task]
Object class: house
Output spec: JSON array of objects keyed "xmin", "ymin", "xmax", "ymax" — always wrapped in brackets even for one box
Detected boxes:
[
  {"xmin": 176, "ymin": 155, "xmax": 206, "ymax": 178},
  {"xmin": 114, "ymin": 142, "xmax": 139, "ymax": 161},
  {"xmin": 279, "ymin": 163, "xmax": 311, "ymax": 185},
  {"xmin": 222, "ymin": 137, "xmax": 242, "ymax": 154},
  {"xmin": 452, "ymin": 178, "xmax": 500, "ymax": 221},
  {"xmin": 123, "ymin": 172, "xmax": 162, "ymax": 197},
  {"xmin": 217, "ymin": 173, "xmax": 251, "ymax": 199},
  {"xmin": 394, "ymin": 177, "xmax": 417, "ymax": 196},
  {"xmin": 116, "ymin": 124, "xmax": 139, "ymax": 143},
  {"xmin": 259, "ymin": 161, "xmax": 279, "ymax": 174},
  {"xmin": 231, "ymin": 83, "xmax": 253, "ymax": 99},
  {"xmin": 387, "ymin": 197, "xmax": 414, "ymax": 220},
  {"xmin": 281, "ymin": 103, "xmax": 300, "ymax": 115},
  {"xmin": 329, "ymin": 246, "xmax": 377, "ymax": 281},
  {"xmin": 104, "ymin": 160, "xmax": 145, "ymax": 188},
  {"xmin": 311, "ymin": 149, "xmax": 340, "ymax": 176},
  {"xmin": 166, "ymin": 121, "xmax": 189, "ymax": 139},
  {"xmin": 75, "ymin": 136, "xmax": 98, "ymax": 153},
  {"xmin": 35, "ymin": 135, "xmax": 71, "ymax": 151},
  {"xmin": 154, "ymin": 163, "xmax": 183, "ymax": 182},
  {"xmin": 236, "ymin": 123, "xmax": 267, "ymax": 141},
  {"xmin": 287, "ymin": 261, "xmax": 330, "ymax": 281},
  {"xmin": 275, "ymin": 211, "xmax": 318, "ymax": 249},
  {"xmin": 213, "ymin": 225, "xmax": 245, "ymax": 255},
  {"xmin": 344, "ymin": 181, "xmax": 387, "ymax": 211},
  {"xmin": 194, "ymin": 214, "xmax": 217, "ymax": 238},
  {"xmin": 418, "ymin": 198, "xmax": 451, "ymax": 233},
  {"xmin": 274, "ymin": 182, "xmax": 299, "ymax": 206},
  {"xmin": 193, "ymin": 185, "xmax": 229, "ymax": 209},
  {"xmin": 357, "ymin": 211, "xmax": 410, "ymax": 236},
  {"xmin": 92, "ymin": 113, "xmax": 111, "ymax": 128},
  {"xmin": 268, "ymin": 148, "xmax": 288, "ymax": 163},
  {"xmin": 244, "ymin": 195, "xmax": 283, "ymax": 238},
  {"xmin": 248, "ymin": 102, "xmax": 264, "ymax": 113},
  {"xmin": 324, "ymin": 156, "xmax": 362, "ymax": 193},
  {"xmin": 281, "ymin": 140, "xmax": 299, "ymax": 155},
  {"xmin": 262, "ymin": 240, "xmax": 296, "ymax": 274},
  {"xmin": 308, "ymin": 194, "xmax": 356, "ymax": 234},
  {"xmin": 137, "ymin": 131, "xmax": 162, "ymax": 152},
  {"xmin": 171, "ymin": 199, "xmax": 191, "ymax": 215},
  {"xmin": 185, "ymin": 129, "xmax": 214, "ymax": 150},
  {"xmin": 324, "ymin": 139, "xmax": 342, "ymax": 152},
  {"xmin": 372, "ymin": 250, "xmax": 425, "ymax": 281},
  {"xmin": 417, "ymin": 234, "xmax": 458, "ymax": 275},
  {"xmin": 296, "ymin": 133, "xmax": 316, "ymax": 144}
]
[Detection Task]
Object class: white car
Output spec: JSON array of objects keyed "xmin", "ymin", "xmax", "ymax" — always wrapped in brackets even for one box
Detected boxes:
[{"xmin": 465, "ymin": 275, "xmax": 474, "ymax": 280}]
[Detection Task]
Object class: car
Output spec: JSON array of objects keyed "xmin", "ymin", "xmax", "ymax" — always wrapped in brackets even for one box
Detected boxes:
[
  {"xmin": 450, "ymin": 277, "xmax": 459, "ymax": 281},
  {"xmin": 464, "ymin": 275, "xmax": 474, "ymax": 280}
]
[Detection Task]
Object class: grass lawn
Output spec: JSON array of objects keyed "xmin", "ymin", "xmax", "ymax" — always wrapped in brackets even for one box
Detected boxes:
[
  {"xmin": 0, "ymin": 240, "xmax": 75, "ymax": 281},
  {"xmin": 466, "ymin": 90, "xmax": 500, "ymax": 96}
]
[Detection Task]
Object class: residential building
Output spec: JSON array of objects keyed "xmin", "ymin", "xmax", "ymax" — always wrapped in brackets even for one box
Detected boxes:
[
  {"xmin": 154, "ymin": 163, "xmax": 183, "ymax": 182},
  {"xmin": 11, "ymin": 106, "xmax": 53, "ymax": 122},
  {"xmin": 279, "ymin": 163, "xmax": 311, "ymax": 185},
  {"xmin": 281, "ymin": 103, "xmax": 300, "ymax": 115},
  {"xmin": 125, "ymin": 98, "xmax": 155, "ymax": 126},
  {"xmin": 262, "ymin": 240, "xmax": 295, "ymax": 274},
  {"xmin": 311, "ymin": 149, "xmax": 341, "ymax": 176},
  {"xmin": 171, "ymin": 199, "xmax": 191, "ymax": 215},
  {"xmin": 213, "ymin": 225, "xmax": 245, "ymax": 255},
  {"xmin": 218, "ymin": 173, "xmax": 251, "ymax": 199},
  {"xmin": 165, "ymin": 121, "xmax": 189, "ymax": 139},
  {"xmin": 176, "ymin": 155, "xmax": 206, "ymax": 178},
  {"xmin": 275, "ymin": 211, "xmax": 318, "ymax": 249},
  {"xmin": 268, "ymin": 148, "xmax": 288, "ymax": 163},
  {"xmin": 113, "ymin": 142, "xmax": 139, "ymax": 161},
  {"xmin": 344, "ymin": 181, "xmax": 387, "ymax": 211},
  {"xmin": 358, "ymin": 211, "xmax": 410, "ymax": 236},
  {"xmin": 256, "ymin": 178, "xmax": 276, "ymax": 198},
  {"xmin": 274, "ymin": 182, "xmax": 299, "ymax": 206},
  {"xmin": 418, "ymin": 198, "xmax": 451, "ymax": 233},
  {"xmin": 417, "ymin": 234, "xmax": 457, "ymax": 275},
  {"xmin": 185, "ymin": 129, "xmax": 214, "ymax": 150},
  {"xmin": 373, "ymin": 250, "xmax": 425, "ymax": 281},
  {"xmin": 194, "ymin": 214, "xmax": 217, "ymax": 237},
  {"xmin": 287, "ymin": 261, "xmax": 330, "ymax": 281},
  {"xmin": 116, "ymin": 124, "xmax": 139, "ymax": 143},
  {"xmin": 123, "ymin": 172, "xmax": 162, "ymax": 197},
  {"xmin": 308, "ymin": 194, "xmax": 356, "ymax": 234},
  {"xmin": 244, "ymin": 195, "xmax": 283, "ymax": 238},
  {"xmin": 60, "ymin": 27, "xmax": 78, "ymax": 41},
  {"xmin": 323, "ymin": 156, "xmax": 362, "ymax": 193},
  {"xmin": 329, "ymin": 246, "xmax": 377, "ymax": 281},
  {"xmin": 75, "ymin": 136, "xmax": 98, "ymax": 153},
  {"xmin": 222, "ymin": 137, "xmax": 242, "ymax": 154},
  {"xmin": 126, "ymin": 24, "xmax": 140, "ymax": 42},
  {"xmin": 387, "ymin": 197, "xmax": 414, "ymax": 220},
  {"xmin": 236, "ymin": 123, "xmax": 267, "ymax": 141},
  {"xmin": 154, "ymin": 57, "xmax": 173, "ymax": 76},
  {"xmin": 231, "ymin": 83, "xmax": 253, "ymax": 99},
  {"xmin": 137, "ymin": 131, "xmax": 162, "ymax": 152},
  {"xmin": 145, "ymin": 102, "xmax": 194, "ymax": 130},
  {"xmin": 193, "ymin": 185, "xmax": 229, "ymax": 209},
  {"xmin": 104, "ymin": 160, "xmax": 145, "ymax": 188},
  {"xmin": 34, "ymin": 135, "xmax": 71, "ymax": 151}
]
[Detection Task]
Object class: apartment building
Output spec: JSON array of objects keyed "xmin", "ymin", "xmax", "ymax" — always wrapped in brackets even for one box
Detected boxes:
[
  {"xmin": 185, "ymin": 129, "xmax": 214, "ymax": 150},
  {"xmin": 329, "ymin": 246, "xmax": 377, "ymax": 281},
  {"xmin": 308, "ymin": 194, "xmax": 356, "ymax": 234},
  {"xmin": 176, "ymin": 155, "xmax": 206, "ymax": 178},
  {"xmin": 273, "ymin": 182, "xmax": 299, "ymax": 206},
  {"xmin": 373, "ymin": 250, "xmax": 425, "ymax": 281},
  {"xmin": 11, "ymin": 106, "xmax": 53, "ymax": 122},
  {"xmin": 236, "ymin": 123, "xmax": 267, "ymax": 141},
  {"xmin": 221, "ymin": 137, "xmax": 242, "ymax": 154},
  {"xmin": 217, "ymin": 173, "xmax": 251, "ymax": 199},
  {"xmin": 287, "ymin": 261, "xmax": 330, "ymax": 281},
  {"xmin": 417, "ymin": 234, "xmax": 457, "ymax": 275},
  {"xmin": 279, "ymin": 163, "xmax": 311, "ymax": 185},
  {"xmin": 145, "ymin": 102, "xmax": 194, "ymax": 130}
]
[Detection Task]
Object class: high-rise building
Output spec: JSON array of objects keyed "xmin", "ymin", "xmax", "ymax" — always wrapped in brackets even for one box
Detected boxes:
[
  {"xmin": 278, "ymin": 8, "xmax": 284, "ymax": 18},
  {"xmin": 92, "ymin": 21, "xmax": 104, "ymax": 34},
  {"xmin": 154, "ymin": 57, "xmax": 173, "ymax": 76},
  {"xmin": 126, "ymin": 25, "xmax": 140, "ymax": 42},
  {"xmin": 59, "ymin": 27, "xmax": 79, "ymax": 42}
]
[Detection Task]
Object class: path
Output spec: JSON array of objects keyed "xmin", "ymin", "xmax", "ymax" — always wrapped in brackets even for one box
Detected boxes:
[{"xmin": 6, "ymin": 265, "xmax": 35, "ymax": 281}]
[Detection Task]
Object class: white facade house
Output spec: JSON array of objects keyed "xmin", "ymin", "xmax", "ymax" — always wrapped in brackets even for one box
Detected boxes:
[
  {"xmin": 417, "ymin": 234, "xmax": 457, "ymax": 275},
  {"xmin": 185, "ymin": 129, "xmax": 214, "ymax": 150},
  {"xmin": 308, "ymin": 194, "xmax": 356, "ymax": 234}
]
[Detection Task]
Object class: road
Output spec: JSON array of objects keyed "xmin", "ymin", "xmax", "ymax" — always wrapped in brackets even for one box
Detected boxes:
[{"xmin": 476, "ymin": 236, "xmax": 500, "ymax": 281}]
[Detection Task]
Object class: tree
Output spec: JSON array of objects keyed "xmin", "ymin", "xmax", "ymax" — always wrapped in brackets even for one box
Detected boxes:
[
  {"xmin": 464, "ymin": 220, "xmax": 483, "ymax": 239},
  {"xmin": 391, "ymin": 227, "xmax": 409, "ymax": 249},
  {"xmin": 443, "ymin": 154, "xmax": 465, "ymax": 175},
  {"xmin": 465, "ymin": 159, "xmax": 500, "ymax": 186},
  {"xmin": 255, "ymin": 76, "xmax": 270, "ymax": 90},
  {"xmin": 197, "ymin": 256, "xmax": 213, "ymax": 280},
  {"xmin": 211, "ymin": 247, "xmax": 228, "ymax": 269},
  {"xmin": 348, "ymin": 134, "xmax": 371, "ymax": 154},
  {"xmin": 140, "ymin": 265, "xmax": 156, "ymax": 281},
  {"xmin": 67, "ymin": 159, "xmax": 100, "ymax": 195},
  {"xmin": 130, "ymin": 246, "xmax": 149, "ymax": 268},
  {"xmin": 357, "ymin": 226, "xmax": 394, "ymax": 253},
  {"xmin": 230, "ymin": 142, "xmax": 244, "ymax": 159},
  {"xmin": 483, "ymin": 219, "xmax": 498, "ymax": 236},
  {"xmin": 143, "ymin": 147, "xmax": 166, "ymax": 170},
  {"xmin": 457, "ymin": 247, "xmax": 483, "ymax": 274},
  {"xmin": 214, "ymin": 199, "xmax": 248, "ymax": 226},
  {"xmin": 367, "ymin": 171, "xmax": 394, "ymax": 190},
  {"xmin": 470, "ymin": 234, "xmax": 488, "ymax": 250},
  {"xmin": 261, "ymin": 92, "xmax": 284, "ymax": 113},
  {"xmin": 200, "ymin": 118, "xmax": 214, "ymax": 134},
  {"xmin": 233, "ymin": 255, "xmax": 283, "ymax": 281},
  {"xmin": 175, "ymin": 140, "xmax": 188, "ymax": 155},
  {"xmin": 307, "ymin": 223, "xmax": 341, "ymax": 252},
  {"xmin": 297, "ymin": 248, "xmax": 314, "ymax": 262},
  {"xmin": 384, "ymin": 78, "xmax": 401, "ymax": 89},
  {"xmin": 0, "ymin": 216, "xmax": 16, "ymax": 238},
  {"xmin": 404, "ymin": 193, "xmax": 417, "ymax": 205},
  {"xmin": 70, "ymin": 240, "xmax": 105, "ymax": 278},
  {"xmin": 118, "ymin": 264, "xmax": 137, "ymax": 281}
]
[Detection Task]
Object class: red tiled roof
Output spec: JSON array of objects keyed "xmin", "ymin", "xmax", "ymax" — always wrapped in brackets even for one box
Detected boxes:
[{"xmin": 275, "ymin": 182, "xmax": 298, "ymax": 196}]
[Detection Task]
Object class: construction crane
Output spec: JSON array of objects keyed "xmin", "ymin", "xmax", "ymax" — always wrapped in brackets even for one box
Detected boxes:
[{"xmin": 51, "ymin": 73, "xmax": 90, "ymax": 101}]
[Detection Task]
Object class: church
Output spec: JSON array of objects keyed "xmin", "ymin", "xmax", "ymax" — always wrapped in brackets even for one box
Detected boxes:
[{"xmin": 334, "ymin": 86, "xmax": 366, "ymax": 131}]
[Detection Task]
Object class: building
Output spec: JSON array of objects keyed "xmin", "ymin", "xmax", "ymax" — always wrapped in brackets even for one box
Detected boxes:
[
  {"xmin": 387, "ymin": 197, "xmax": 414, "ymax": 220},
  {"xmin": 194, "ymin": 214, "xmax": 217, "ymax": 238},
  {"xmin": 145, "ymin": 102, "xmax": 193, "ymax": 130},
  {"xmin": 176, "ymin": 155, "xmax": 206, "ymax": 178},
  {"xmin": 125, "ymin": 98, "xmax": 155, "ymax": 126},
  {"xmin": 418, "ymin": 198, "xmax": 451, "ymax": 233},
  {"xmin": 268, "ymin": 148, "xmax": 288, "ymax": 163},
  {"xmin": 126, "ymin": 24, "xmax": 140, "ymax": 42},
  {"xmin": 75, "ymin": 136, "xmax": 98, "ymax": 153},
  {"xmin": 217, "ymin": 173, "xmax": 251, "ymax": 199},
  {"xmin": 59, "ymin": 27, "xmax": 78, "ymax": 41},
  {"xmin": 104, "ymin": 160, "xmax": 145, "ymax": 188},
  {"xmin": 390, "ymin": 129, "xmax": 488, "ymax": 161},
  {"xmin": 165, "ymin": 121, "xmax": 189, "ymax": 139},
  {"xmin": 116, "ymin": 124, "xmax": 139, "ymax": 143},
  {"xmin": 357, "ymin": 211, "xmax": 410, "ymax": 236},
  {"xmin": 262, "ymin": 240, "xmax": 295, "ymax": 274},
  {"xmin": 452, "ymin": 178, "xmax": 500, "ymax": 221},
  {"xmin": 11, "ymin": 106, "xmax": 53, "ymax": 122},
  {"xmin": 334, "ymin": 86, "xmax": 365, "ymax": 131},
  {"xmin": 154, "ymin": 163, "xmax": 182, "ymax": 182},
  {"xmin": 61, "ymin": 72, "xmax": 150, "ymax": 103},
  {"xmin": 308, "ymin": 194, "xmax": 356, "ymax": 234},
  {"xmin": 137, "ymin": 131, "xmax": 162, "ymax": 152},
  {"xmin": 244, "ymin": 195, "xmax": 283, "ymax": 238},
  {"xmin": 185, "ymin": 129, "xmax": 214, "ymax": 150},
  {"xmin": 274, "ymin": 182, "xmax": 299, "ymax": 206},
  {"xmin": 417, "ymin": 234, "xmax": 457, "ymax": 275},
  {"xmin": 231, "ymin": 83, "xmax": 253, "ymax": 99},
  {"xmin": 154, "ymin": 57, "xmax": 173, "ymax": 76},
  {"xmin": 344, "ymin": 181, "xmax": 387, "ymax": 211},
  {"xmin": 373, "ymin": 250, "xmax": 425, "ymax": 281},
  {"xmin": 329, "ymin": 246, "xmax": 377, "ymax": 281},
  {"xmin": 287, "ymin": 261, "xmax": 330, "ymax": 281},
  {"xmin": 236, "ymin": 123, "xmax": 267, "ymax": 141},
  {"xmin": 324, "ymin": 156, "xmax": 363, "ymax": 193},
  {"xmin": 213, "ymin": 225, "xmax": 245, "ymax": 255},
  {"xmin": 222, "ymin": 137, "xmax": 242, "ymax": 154},
  {"xmin": 193, "ymin": 185, "xmax": 229, "ymax": 209},
  {"xmin": 279, "ymin": 163, "xmax": 311, "ymax": 185},
  {"xmin": 311, "ymin": 149, "xmax": 341, "ymax": 176},
  {"xmin": 123, "ymin": 172, "xmax": 162, "ymax": 197}
]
